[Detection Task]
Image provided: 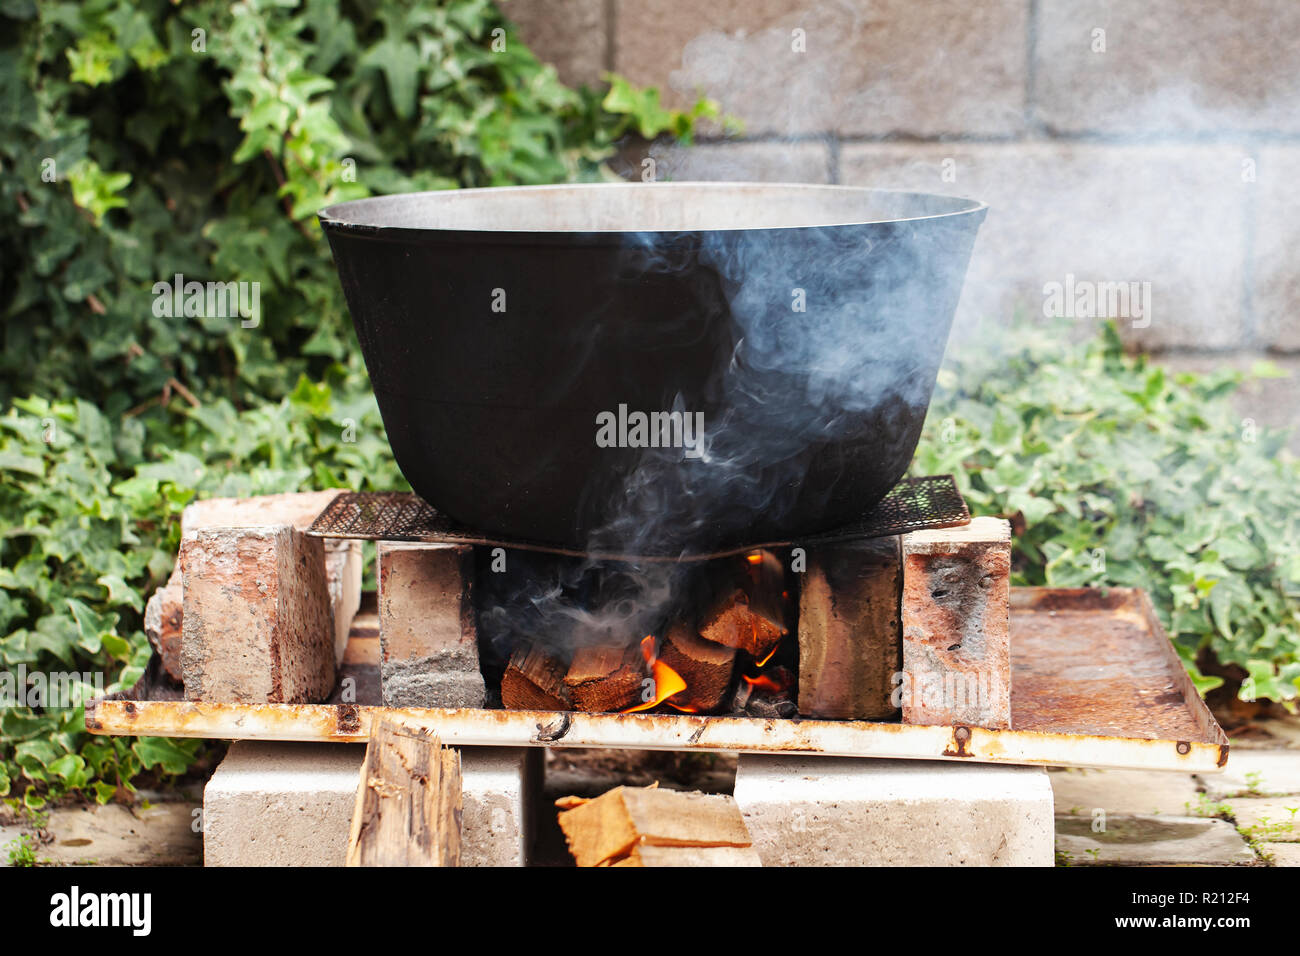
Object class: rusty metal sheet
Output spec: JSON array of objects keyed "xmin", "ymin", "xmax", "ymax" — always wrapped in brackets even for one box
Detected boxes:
[{"xmin": 85, "ymin": 587, "xmax": 1229, "ymax": 772}]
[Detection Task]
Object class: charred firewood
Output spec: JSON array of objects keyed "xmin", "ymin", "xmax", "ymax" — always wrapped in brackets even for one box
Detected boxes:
[
  {"xmin": 500, "ymin": 642, "xmax": 573, "ymax": 711},
  {"xmin": 696, "ymin": 551, "xmax": 788, "ymax": 660},
  {"xmin": 658, "ymin": 621, "xmax": 736, "ymax": 713},
  {"xmin": 564, "ymin": 643, "xmax": 648, "ymax": 712}
]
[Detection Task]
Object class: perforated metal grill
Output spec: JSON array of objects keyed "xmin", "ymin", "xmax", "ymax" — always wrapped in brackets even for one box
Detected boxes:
[{"xmin": 307, "ymin": 474, "xmax": 969, "ymax": 560}]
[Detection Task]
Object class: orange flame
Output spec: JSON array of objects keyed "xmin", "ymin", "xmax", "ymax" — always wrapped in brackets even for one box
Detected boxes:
[
  {"xmin": 746, "ymin": 552, "xmax": 764, "ymax": 565},
  {"xmin": 742, "ymin": 673, "xmax": 783, "ymax": 694},
  {"xmin": 621, "ymin": 636, "xmax": 687, "ymax": 713},
  {"xmin": 754, "ymin": 644, "xmax": 778, "ymax": 668}
]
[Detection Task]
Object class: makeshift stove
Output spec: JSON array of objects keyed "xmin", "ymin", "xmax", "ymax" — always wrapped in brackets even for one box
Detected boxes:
[{"xmin": 87, "ymin": 477, "xmax": 1229, "ymax": 774}]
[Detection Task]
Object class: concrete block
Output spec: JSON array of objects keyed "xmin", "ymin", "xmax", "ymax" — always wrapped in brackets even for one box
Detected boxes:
[
  {"xmin": 840, "ymin": 142, "xmax": 1250, "ymax": 351},
  {"xmin": 733, "ymin": 755, "xmax": 1054, "ymax": 866},
  {"xmin": 1252, "ymin": 145, "xmax": 1300, "ymax": 351},
  {"xmin": 503, "ymin": 0, "xmax": 608, "ymax": 89},
  {"xmin": 204, "ymin": 742, "xmax": 365, "ymax": 867},
  {"xmin": 1033, "ymin": 0, "xmax": 1300, "ymax": 136},
  {"xmin": 378, "ymin": 542, "xmax": 485, "ymax": 708},
  {"xmin": 1055, "ymin": 814, "xmax": 1257, "ymax": 866},
  {"xmin": 613, "ymin": 0, "xmax": 1027, "ymax": 137},
  {"xmin": 797, "ymin": 536, "xmax": 901, "ymax": 720},
  {"xmin": 203, "ymin": 742, "xmax": 539, "ymax": 867},
  {"xmin": 901, "ymin": 517, "xmax": 1011, "ymax": 729},
  {"xmin": 181, "ymin": 526, "xmax": 335, "ymax": 704},
  {"xmin": 650, "ymin": 141, "xmax": 831, "ymax": 184}
]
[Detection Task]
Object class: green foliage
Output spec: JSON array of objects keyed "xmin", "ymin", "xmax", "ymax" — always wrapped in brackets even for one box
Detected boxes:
[
  {"xmin": 0, "ymin": 0, "xmax": 706, "ymax": 409},
  {"xmin": 913, "ymin": 320, "xmax": 1300, "ymax": 703},
  {"xmin": 0, "ymin": 370, "xmax": 404, "ymax": 806},
  {"xmin": 0, "ymin": 0, "xmax": 712, "ymax": 806}
]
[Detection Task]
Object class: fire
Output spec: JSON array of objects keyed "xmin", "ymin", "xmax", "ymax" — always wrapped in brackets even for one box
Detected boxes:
[
  {"xmin": 745, "ymin": 552, "xmax": 764, "ymax": 565},
  {"xmin": 621, "ymin": 636, "xmax": 687, "ymax": 714},
  {"xmin": 742, "ymin": 673, "xmax": 783, "ymax": 694},
  {"xmin": 754, "ymin": 644, "xmax": 778, "ymax": 667}
]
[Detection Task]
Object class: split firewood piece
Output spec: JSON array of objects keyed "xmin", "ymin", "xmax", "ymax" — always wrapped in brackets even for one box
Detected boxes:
[
  {"xmin": 697, "ymin": 550, "xmax": 788, "ymax": 660},
  {"xmin": 501, "ymin": 642, "xmax": 573, "ymax": 711},
  {"xmin": 608, "ymin": 844, "xmax": 763, "ymax": 867},
  {"xmin": 658, "ymin": 621, "xmax": 736, "ymax": 712},
  {"xmin": 564, "ymin": 642, "xmax": 647, "ymax": 712},
  {"xmin": 556, "ymin": 785, "xmax": 760, "ymax": 867},
  {"xmin": 347, "ymin": 719, "xmax": 462, "ymax": 867}
]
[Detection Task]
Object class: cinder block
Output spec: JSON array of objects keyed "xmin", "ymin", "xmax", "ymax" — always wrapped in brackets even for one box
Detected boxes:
[
  {"xmin": 146, "ymin": 490, "xmax": 349, "ymax": 682},
  {"xmin": 840, "ymin": 141, "xmax": 1250, "ymax": 351},
  {"xmin": 203, "ymin": 742, "xmax": 363, "ymax": 867},
  {"xmin": 900, "ymin": 517, "xmax": 1011, "ymax": 729},
  {"xmin": 650, "ymin": 141, "xmax": 831, "ymax": 184},
  {"xmin": 613, "ymin": 0, "xmax": 1027, "ymax": 137},
  {"xmin": 203, "ymin": 742, "xmax": 539, "ymax": 867},
  {"xmin": 503, "ymin": 0, "xmax": 608, "ymax": 88},
  {"xmin": 181, "ymin": 526, "xmax": 335, "ymax": 703},
  {"xmin": 378, "ymin": 542, "xmax": 484, "ymax": 708},
  {"xmin": 1252, "ymin": 145, "xmax": 1300, "ymax": 352},
  {"xmin": 797, "ymin": 536, "xmax": 901, "ymax": 720},
  {"xmin": 1034, "ymin": 0, "xmax": 1300, "ymax": 136},
  {"xmin": 733, "ymin": 755, "xmax": 1054, "ymax": 866}
]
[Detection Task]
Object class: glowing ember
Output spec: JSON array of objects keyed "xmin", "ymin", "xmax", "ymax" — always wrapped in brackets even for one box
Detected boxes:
[
  {"xmin": 745, "ymin": 552, "xmax": 764, "ymax": 565},
  {"xmin": 621, "ymin": 636, "xmax": 687, "ymax": 713}
]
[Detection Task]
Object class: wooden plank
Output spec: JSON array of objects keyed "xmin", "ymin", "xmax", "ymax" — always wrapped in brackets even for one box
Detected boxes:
[{"xmin": 347, "ymin": 719, "xmax": 462, "ymax": 866}]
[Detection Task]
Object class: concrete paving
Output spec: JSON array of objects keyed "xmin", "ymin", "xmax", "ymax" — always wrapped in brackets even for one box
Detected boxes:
[
  {"xmin": 1054, "ymin": 814, "xmax": 1257, "ymax": 866},
  {"xmin": 1197, "ymin": 751, "xmax": 1300, "ymax": 800},
  {"xmin": 1049, "ymin": 768, "xmax": 1202, "ymax": 817}
]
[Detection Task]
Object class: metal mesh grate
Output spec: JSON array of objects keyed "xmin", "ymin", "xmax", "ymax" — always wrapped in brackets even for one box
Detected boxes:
[{"xmin": 307, "ymin": 474, "xmax": 969, "ymax": 560}]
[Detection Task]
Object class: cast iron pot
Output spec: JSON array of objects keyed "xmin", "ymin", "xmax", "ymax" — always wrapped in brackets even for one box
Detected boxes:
[{"xmin": 320, "ymin": 183, "xmax": 986, "ymax": 554}]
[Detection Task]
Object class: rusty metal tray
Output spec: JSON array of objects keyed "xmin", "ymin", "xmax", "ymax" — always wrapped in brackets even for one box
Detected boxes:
[{"xmin": 85, "ymin": 587, "xmax": 1229, "ymax": 772}]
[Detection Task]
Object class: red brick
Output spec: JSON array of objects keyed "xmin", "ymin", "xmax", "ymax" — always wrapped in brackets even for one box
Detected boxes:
[
  {"xmin": 797, "ymin": 536, "xmax": 901, "ymax": 720},
  {"xmin": 377, "ymin": 542, "xmax": 483, "ymax": 708},
  {"xmin": 900, "ymin": 517, "xmax": 1011, "ymax": 729},
  {"xmin": 181, "ymin": 526, "xmax": 335, "ymax": 703},
  {"xmin": 146, "ymin": 491, "xmax": 352, "ymax": 682}
]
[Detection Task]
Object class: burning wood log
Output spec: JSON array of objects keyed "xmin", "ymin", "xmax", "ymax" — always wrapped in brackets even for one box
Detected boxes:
[
  {"xmin": 556, "ymin": 785, "xmax": 761, "ymax": 867},
  {"xmin": 563, "ymin": 642, "xmax": 647, "ymax": 712},
  {"xmin": 696, "ymin": 550, "xmax": 788, "ymax": 661},
  {"xmin": 500, "ymin": 643, "xmax": 573, "ymax": 711},
  {"xmin": 347, "ymin": 719, "xmax": 461, "ymax": 867},
  {"xmin": 658, "ymin": 621, "xmax": 736, "ymax": 713}
]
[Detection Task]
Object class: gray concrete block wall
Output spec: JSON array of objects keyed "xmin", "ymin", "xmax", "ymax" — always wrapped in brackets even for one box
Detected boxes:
[{"xmin": 504, "ymin": 0, "xmax": 1300, "ymax": 359}]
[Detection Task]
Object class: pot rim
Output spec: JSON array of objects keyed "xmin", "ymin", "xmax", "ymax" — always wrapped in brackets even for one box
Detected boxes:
[{"xmin": 318, "ymin": 181, "xmax": 988, "ymax": 240}]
